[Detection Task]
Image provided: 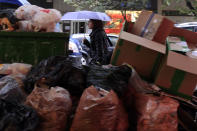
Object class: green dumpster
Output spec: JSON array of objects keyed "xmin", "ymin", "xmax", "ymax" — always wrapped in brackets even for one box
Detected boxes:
[{"xmin": 0, "ymin": 32, "xmax": 69, "ymax": 65}]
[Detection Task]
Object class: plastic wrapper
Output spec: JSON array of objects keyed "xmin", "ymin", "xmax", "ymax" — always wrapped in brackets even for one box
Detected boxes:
[
  {"xmin": 127, "ymin": 69, "xmax": 179, "ymax": 131},
  {"xmin": 0, "ymin": 99, "xmax": 39, "ymax": 131},
  {"xmin": 24, "ymin": 56, "xmax": 86, "ymax": 96},
  {"xmin": 25, "ymin": 86, "xmax": 72, "ymax": 131},
  {"xmin": 0, "ymin": 63, "xmax": 32, "ymax": 75},
  {"xmin": 0, "ymin": 74, "xmax": 27, "ymax": 103},
  {"xmin": 70, "ymin": 86, "xmax": 128, "ymax": 131},
  {"xmin": 87, "ymin": 65, "xmax": 132, "ymax": 97},
  {"xmin": 15, "ymin": 5, "xmax": 61, "ymax": 32}
]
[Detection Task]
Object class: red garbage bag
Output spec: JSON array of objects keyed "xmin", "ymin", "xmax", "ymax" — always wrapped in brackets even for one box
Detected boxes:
[
  {"xmin": 135, "ymin": 93, "xmax": 179, "ymax": 131},
  {"xmin": 25, "ymin": 86, "xmax": 72, "ymax": 131},
  {"xmin": 70, "ymin": 86, "xmax": 128, "ymax": 131},
  {"xmin": 125, "ymin": 69, "xmax": 179, "ymax": 131}
]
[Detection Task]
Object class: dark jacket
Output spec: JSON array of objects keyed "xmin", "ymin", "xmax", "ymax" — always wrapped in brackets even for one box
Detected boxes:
[{"xmin": 88, "ymin": 28, "xmax": 111, "ymax": 65}]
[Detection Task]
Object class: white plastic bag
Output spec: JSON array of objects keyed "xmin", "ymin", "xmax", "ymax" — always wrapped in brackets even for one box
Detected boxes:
[{"xmin": 15, "ymin": 5, "xmax": 62, "ymax": 32}]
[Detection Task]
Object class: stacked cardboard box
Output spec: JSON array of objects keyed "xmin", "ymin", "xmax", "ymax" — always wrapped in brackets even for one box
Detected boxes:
[
  {"xmin": 111, "ymin": 10, "xmax": 174, "ymax": 81},
  {"xmin": 155, "ymin": 28, "xmax": 197, "ymax": 100},
  {"xmin": 111, "ymin": 10, "xmax": 197, "ymax": 100}
]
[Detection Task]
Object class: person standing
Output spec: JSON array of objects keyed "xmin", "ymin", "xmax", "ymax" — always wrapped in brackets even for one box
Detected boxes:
[{"xmin": 84, "ymin": 19, "xmax": 112, "ymax": 65}]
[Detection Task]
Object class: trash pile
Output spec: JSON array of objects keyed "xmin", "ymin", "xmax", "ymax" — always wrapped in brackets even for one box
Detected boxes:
[
  {"xmin": 0, "ymin": 55, "xmax": 183, "ymax": 131},
  {"xmin": 111, "ymin": 10, "xmax": 197, "ymax": 130},
  {"xmin": 0, "ymin": 10, "xmax": 196, "ymax": 131},
  {"xmin": 0, "ymin": 5, "xmax": 61, "ymax": 32}
]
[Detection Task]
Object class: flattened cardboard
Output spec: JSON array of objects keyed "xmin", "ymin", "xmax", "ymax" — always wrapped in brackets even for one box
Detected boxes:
[{"xmin": 131, "ymin": 10, "xmax": 174, "ymax": 44}]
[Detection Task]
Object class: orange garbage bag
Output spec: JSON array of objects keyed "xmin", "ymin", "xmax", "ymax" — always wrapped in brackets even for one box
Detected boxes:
[
  {"xmin": 70, "ymin": 86, "xmax": 128, "ymax": 131},
  {"xmin": 135, "ymin": 93, "xmax": 179, "ymax": 131},
  {"xmin": 25, "ymin": 86, "xmax": 72, "ymax": 131},
  {"xmin": 0, "ymin": 63, "xmax": 32, "ymax": 75},
  {"xmin": 126, "ymin": 69, "xmax": 179, "ymax": 131}
]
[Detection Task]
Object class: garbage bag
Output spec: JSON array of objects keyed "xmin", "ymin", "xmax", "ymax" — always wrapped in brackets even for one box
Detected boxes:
[
  {"xmin": 15, "ymin": 5, "xmax": 61, "ymax": 32},
  {"xmin": 135, "ymin": 93, "xmax": 179, "ymax": 131},
  {"xmin": 0, "ymin": 9, "xmax": 18, "ymax": 24},
  {"xmin": 0, "ymin": 99, "xmax": 39, "ymax": 131},
  {"xmin": 0, "ymin": 74, "xmax": 27, "ymax": 103},
  {"xmin": 70, "ymin": 86, "xmax": 128, "ymax": 131},
  {"xmin": 17, "ymin": 20, "xmax": 34, "ymax": 32},
  {"xmin": 0, "ymin": 9, "xmax": 19, "ymax": 31},
  {"xmin": 86, "ymin": 65, "xmax": 132, "ymax": 97},
  {"xmin": 127, "ymin": 69, "xmax": 179, "ymax": 131},
  {"xmin": 0, "ymin": 63, "xmax": 32, "ymax": 75},
  {"xmin": 25, "ymin": 86, "xmax": 72, "ymax": 131},
  {"xmin": 0, "ymin": 74, "xmax": 6, "ymax": 79},
  {"xmin": 24, "ymin": 56, "xmax": 86, "ymax": 96}
]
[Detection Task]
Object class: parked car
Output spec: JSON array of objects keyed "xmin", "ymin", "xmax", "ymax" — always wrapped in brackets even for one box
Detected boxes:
[
  {"xmin": 175, "ymin": 22, "xmax": 197, "ymax": 32},
  {"xmin": 68, "ymin": 33, "xmax": 118, "ymax": 65}
]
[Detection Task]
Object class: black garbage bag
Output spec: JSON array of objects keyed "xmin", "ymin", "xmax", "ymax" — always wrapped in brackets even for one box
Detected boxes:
[
  {"xmin": 0, "ymin": 99, "xmax": 39, "ymax": 131},
  {"xmin": 0, "ymin": 9, "xmax": 18, "ymax": 24},
  {"xmin": 86, "ymin": 65, "xmax": 132, "ymax": 97},
  {"xmin": 24, "ymin": 56, "xmax": 87, "ymax": 96},
  {"xmin": 0, "ymin": 75, "xmax": 27, "ymax": 104},
  {"xmin": 0, "ymin": 74, "xmax": 6, "ymax": 79}
]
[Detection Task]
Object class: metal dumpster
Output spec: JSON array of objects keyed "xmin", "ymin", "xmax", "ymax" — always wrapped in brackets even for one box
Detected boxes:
[{"xmin": 0, "ymin": 32, "xmax": 69, "ymax": 65}]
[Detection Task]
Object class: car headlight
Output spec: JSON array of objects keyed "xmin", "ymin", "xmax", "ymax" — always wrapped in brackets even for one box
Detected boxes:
[{"xmin": 69, "ymin": 41, "xmax": 79, "ymax": 53}]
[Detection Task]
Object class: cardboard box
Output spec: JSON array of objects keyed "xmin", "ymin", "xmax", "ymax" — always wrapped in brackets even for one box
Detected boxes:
[
  {"xmin": 131, "ymin": 10, "xmax": 174, "ymax": 44},
  {"xmin": 155, "ymin": 28, "xmax": 197, "ymax": 100},
  {"xmin": 111, "ymin": 31, "xmax": 166, "ymax": 81},
  {"xmin": 111, "ymin": 12, "xmax": 173, "ymax": 81},
  {"xmin": 170, "ymin": 27, "xmax": 197, "ymax": 49},
  {"xmin": 155, "ymin": 51, "xmax": 197, "ymax": 100}
]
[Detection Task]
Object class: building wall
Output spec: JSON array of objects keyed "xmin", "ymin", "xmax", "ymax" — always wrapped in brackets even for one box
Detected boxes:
[
  {"xmin": 167, "ymin": 16, "xmax": 197, "ymax": 23},
  {"xmin": 53, "ymin": 0, "xmax": 75, "ymax": 14},
  {"xmin": 28, "ymin": 0, "xmax": 53, "ymax": 8},
  {"xmin": 162, "ymin": 0, "xmax": 186, "ymax": 11},
  {"xmin": 157, "ymin": 0, "xmax": 196, "ymax": 23}
]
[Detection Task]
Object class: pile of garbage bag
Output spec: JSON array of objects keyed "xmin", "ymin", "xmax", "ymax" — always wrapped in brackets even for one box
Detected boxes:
[
  {"xmin": 0, "ymin": 5, "xmax": 61, "ymax": 32},
  {"xmin": 0, "ymin": 56, "xmax": 188, "ymax": 131}
]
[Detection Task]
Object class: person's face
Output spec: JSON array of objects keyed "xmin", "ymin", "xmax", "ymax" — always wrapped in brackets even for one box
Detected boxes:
[{"xmin": 88, "ymin": 20, "xmax": 94, "ymax": 29}]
